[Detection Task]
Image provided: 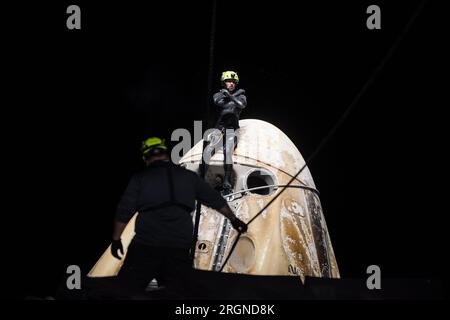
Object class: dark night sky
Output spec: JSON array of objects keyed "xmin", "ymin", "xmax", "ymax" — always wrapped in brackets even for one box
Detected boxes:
[{"xmin": 3, "ymin": 1, "xmax": 446, "ymax": 298}]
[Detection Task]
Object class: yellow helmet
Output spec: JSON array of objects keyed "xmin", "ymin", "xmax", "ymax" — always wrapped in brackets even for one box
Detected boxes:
[
  {"xmin": 220, "ymin": 71, "xmax": 239, "ymax": 84},
  {"xmin": 141, "ymin": 137, "xmax": 167, "ymax": 160}
]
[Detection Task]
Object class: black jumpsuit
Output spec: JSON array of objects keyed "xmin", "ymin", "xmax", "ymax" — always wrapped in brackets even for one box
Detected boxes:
[{"xmin": 205, "ymin": 88, "xmax": 247, "ymax": 190}]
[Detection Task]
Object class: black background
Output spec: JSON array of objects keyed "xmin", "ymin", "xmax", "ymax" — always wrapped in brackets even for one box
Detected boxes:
[{"xmin": 3, "ymin": 0, "xmax": 446, "ymax": 299}]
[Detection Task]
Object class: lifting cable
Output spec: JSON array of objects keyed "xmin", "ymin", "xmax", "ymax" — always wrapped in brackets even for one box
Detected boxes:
[{"xmin": 191, "ymin": 0, "xmax": 218, "ymax": 264}]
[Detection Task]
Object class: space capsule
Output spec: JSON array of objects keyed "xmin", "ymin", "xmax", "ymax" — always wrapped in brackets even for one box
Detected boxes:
[
  {"xmin": 180, "ymin": 119, "xmax": 339, "ymax": 281},
  {"xmin": 88, "ymin": 119, "xmax": 339, "ymax": 282}
]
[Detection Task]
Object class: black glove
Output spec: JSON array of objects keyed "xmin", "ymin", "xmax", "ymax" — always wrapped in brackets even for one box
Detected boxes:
[
  {"xmin": 230, "ymin": 216, "xmax": 248, "ymax": 233},
  {"xmin": 111, "ymin": 239, "xmax": 124, "ymax": 260},
  {"xmin": 220, "ymin": 89, "xmax": 230, "ymax": 97}
]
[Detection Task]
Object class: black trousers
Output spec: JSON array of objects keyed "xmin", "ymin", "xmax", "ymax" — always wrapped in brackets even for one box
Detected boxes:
[
  {"xmin": 203, "ymin": 127, "xmax": 238, "ymax": 188},
  {"xmin": 117, "ymin": 240, "xmax": 192, "ymax": 296}
]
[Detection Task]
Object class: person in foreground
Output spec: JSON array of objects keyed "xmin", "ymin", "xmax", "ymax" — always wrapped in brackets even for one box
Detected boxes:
[{"xmin": 111, "ymin": 137, "xmax": 247, "ymax": 298}]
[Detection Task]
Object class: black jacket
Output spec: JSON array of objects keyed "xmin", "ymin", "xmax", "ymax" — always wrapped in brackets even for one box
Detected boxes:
[
  {"xmin": 115, "ymin": 159, "xmax": 227, "ymax": 248},
  {"xmin": 213, "ymin": 88, "xmax": 247, "ymax": 129}
]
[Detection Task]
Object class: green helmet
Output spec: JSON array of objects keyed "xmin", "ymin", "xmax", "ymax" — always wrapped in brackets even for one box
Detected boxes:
[
  {"xmin": 220, "ymin": 71, "xmax": 239, "ymax": 84},
  {"xmin": 141, "ymin": 137, "xmax": 167, "ymax": 160}
]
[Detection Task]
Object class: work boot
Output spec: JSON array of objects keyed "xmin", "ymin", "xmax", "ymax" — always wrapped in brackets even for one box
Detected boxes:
[{"xmin": 221, "ymin": 182, "xmax": 234, "ymax": 200}]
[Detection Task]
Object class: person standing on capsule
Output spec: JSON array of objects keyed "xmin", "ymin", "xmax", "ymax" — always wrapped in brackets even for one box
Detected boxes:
[{"xmin": 204, "ymin": 71, "xmax": 247, "ymax": 196}]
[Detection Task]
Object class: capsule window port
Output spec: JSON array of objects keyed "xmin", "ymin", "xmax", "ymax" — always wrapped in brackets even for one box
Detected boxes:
[{"xmin": 244, "ymin": 168, "xmax": 276, "ymax": 195}]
